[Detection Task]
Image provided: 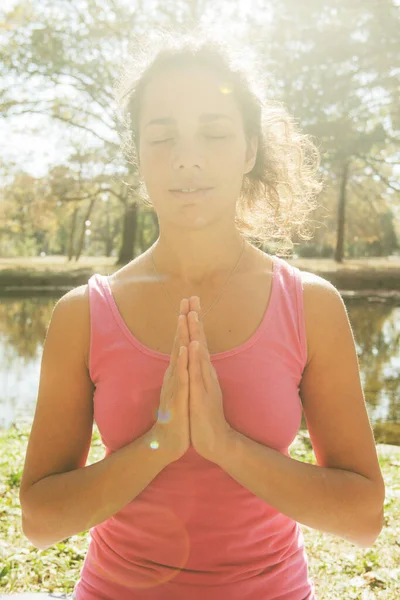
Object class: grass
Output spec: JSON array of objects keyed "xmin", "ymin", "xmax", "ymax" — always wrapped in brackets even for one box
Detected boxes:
[
  {"xmin": 1, "ymin": 254, "xmax": 400, "ymax": 272},
  {"xmin": 0, "ymin": 424, "xmax": 399, "ymax": 598},
  {"xmin": 1, "ymin": 254, "xmax": 400, "ymax": 293}
]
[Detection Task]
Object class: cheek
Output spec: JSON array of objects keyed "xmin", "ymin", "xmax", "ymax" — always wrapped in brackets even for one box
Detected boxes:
[
  {"xmin": 139, "ymin": 150, "xmax": 168, "ymax": 188},
  {"xmin": 139, "ymin": 145, "xmax": 159, "ymax": 169},
  {"xmin": 216, "ymin": 148, "xmax": 247, "ymax": 184},
  {"xmin": 214, "ymin": 138, "xmax": 246, "ymax": 166}
]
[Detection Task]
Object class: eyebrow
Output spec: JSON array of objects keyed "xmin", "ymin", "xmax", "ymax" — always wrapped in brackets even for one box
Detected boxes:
[{"xmin": 145, "ymin": 113, "xmax": 235, "ymax": 128}]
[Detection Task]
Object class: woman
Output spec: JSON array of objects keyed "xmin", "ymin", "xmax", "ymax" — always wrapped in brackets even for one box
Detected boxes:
[{"xmin": 19, "ymin": 29, "xmax": 385, "ymax": 600}]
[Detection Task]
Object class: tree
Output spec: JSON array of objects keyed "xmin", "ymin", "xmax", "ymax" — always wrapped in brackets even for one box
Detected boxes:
[
  {"xmin": 0, "ymin": 0, "xmax": 142, "ymax": 261},
  {"xmin": 247, "ymin": 0, "xmax": 400, "ymax": 260},
  {"xmin": 1, "ymin": 0, "xmax": 398, "ymax": 260}
]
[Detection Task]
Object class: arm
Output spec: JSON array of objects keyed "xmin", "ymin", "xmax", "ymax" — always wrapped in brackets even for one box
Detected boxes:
[
  {"xmin": 22, "ymin": 427, "xmax": 169, "ymax": 551},
  {"xmin": 218, "ymin": 432, "xmax": 383, "ymax": 548},
  {"xmin": 216, "ymin": 275, "xmax": 385, "ymax": 549},
  {"xmin": 19, "ymin": 285, "xmax": 170, "ymax": 552}
]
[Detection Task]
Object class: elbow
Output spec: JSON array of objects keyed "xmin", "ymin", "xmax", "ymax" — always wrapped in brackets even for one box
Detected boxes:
[
  {"xmin": 21, "ymin": 511, "xmax": 51, "ymax": 552},
  {"xmin": 356, "ymin": 506, "xmax": 385, "ymax": 549},
  {"xmin": 22, "ymin": 530, "xmax": 49, "ymax": 552},
  {"xmin": 356, "ymin": 479, "xmax": 386, "ymax": 549},
  {"xmin": 28, "ymin": 538, "xmax": 50, "ymax": 552},
  {"xmin": 356, "ymin": 534, "xmax": 381, "ymax": 549}
]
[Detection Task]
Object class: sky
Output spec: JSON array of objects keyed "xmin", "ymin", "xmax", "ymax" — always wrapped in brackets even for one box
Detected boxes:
[
  {"xmin": 0, "ymin": 0, "xmax": 81, "ymax": 178},
  {"xmin": 1, "ymin": 0, "xmax": 268, "ymax": 181},
  {"xmin": 1, "ymin": 0, "xmax": 398, "ymax": 191},
  {"xmin": 0, "ymin": 114, "xmax": 77, "ymax": 179}
]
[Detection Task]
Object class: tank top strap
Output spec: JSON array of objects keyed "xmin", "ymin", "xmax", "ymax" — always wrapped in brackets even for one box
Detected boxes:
[
  {"xmin": 87, "ymin": 273, "xmax": 119, "ymax": 384},
  {"xmin": 273, "ymin": 256, "xmax": 307, "ymax": 372},
  {"xmin": 290, "ymin": 261, "xmax": 307, "ymax": 370}
]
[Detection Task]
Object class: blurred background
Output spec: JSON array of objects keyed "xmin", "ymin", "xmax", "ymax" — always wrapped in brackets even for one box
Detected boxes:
[{"xmin": 0, "ymin": 0, "xmax": 399, "ymax": 444}]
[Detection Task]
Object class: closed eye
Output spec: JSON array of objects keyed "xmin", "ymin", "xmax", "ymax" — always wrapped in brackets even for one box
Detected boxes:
[
  {"xmin": 151, "ymin": 135, "xmax": 230, "ymax": 144},
  {"xmin": 151, "ymin": 138, "xmax": 173, "ymax": 144}
]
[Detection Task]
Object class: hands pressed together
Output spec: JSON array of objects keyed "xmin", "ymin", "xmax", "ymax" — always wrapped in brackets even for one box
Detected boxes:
[{"xmin": 151, "ymin": 296, "xmax": 235, "ymax": 465}]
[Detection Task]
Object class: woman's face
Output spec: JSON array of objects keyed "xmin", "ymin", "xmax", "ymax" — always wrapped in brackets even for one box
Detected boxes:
[{"xmin": 138, "ymin": 65, "xmax": 257, "ymax": 228}]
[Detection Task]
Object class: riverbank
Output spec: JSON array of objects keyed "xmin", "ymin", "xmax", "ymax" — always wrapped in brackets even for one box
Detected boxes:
[
  {"xmin": 0, "ymin": 423, "xmax": 398, "ymax": 598},
  {"xmin": 1, "ymin": 254, "xmax": 400, "ymax": 293}
]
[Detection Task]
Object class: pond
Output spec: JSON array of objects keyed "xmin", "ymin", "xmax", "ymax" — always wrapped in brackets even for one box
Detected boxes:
[{"xmin": 1, "ymin": 289, "xmax": 399, "ymax": 445}]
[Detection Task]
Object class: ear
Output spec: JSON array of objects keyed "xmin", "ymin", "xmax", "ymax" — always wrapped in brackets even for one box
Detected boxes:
[{"xmin": 244, "ymin": 134, "xmax": 258, "ymax": 175}]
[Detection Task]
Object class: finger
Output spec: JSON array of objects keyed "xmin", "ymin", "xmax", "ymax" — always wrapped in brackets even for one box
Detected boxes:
[
  {"xmin": 189, "ymin": 297, "xmax": 208, "ymax": 350},
  {"xmin": 187, "ymin": 312, "xmax": 213, "ymax": 389},
  {"xmin": 189, "ymin": 298, "xmax": 214, "ymax": 384},
  {"xmin": 189, "ymin": 340, "xmax": 205, "ymax": 391},
  {"xmin": 171, "ymin": 300, "xmax": 190, "ymax": 369},
  {"xmin": 173, "ymin": 316, "xmax": 187, "ymax": 371},
  {"xmin": 179, "ymin": 299, "xmax": 190, "ymax": 350},
  {"xmin": 188, "ymin": 304, "xmax": 209, "ymax": 357},
  {"xmin": 180, "ymin": 297, "xmax": 190, "ymax": 316},
  {"xmin": 171, "ymin": 314, "xmax": 185, "ymax": 368},
  {"xmin": 189, "ymin": 296, "xmax": 202, "ymax": 321},
  {"xmin": 178, "ymin": 344, "xmax": 188, "ymax": 388},
  {"xmin": 169, "ymin": 321, "xmax": 188, "ymax": 416}
]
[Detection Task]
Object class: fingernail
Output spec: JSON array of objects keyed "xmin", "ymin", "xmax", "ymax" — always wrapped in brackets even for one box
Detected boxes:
[{"xmin": 194, "ymin": 312, "xmax": 198, "ymax": 322}]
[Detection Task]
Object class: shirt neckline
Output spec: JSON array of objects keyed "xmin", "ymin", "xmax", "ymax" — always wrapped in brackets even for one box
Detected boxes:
[{"xmin": 99, "ymin": 253, "xmax": 280, "ymax": 361}]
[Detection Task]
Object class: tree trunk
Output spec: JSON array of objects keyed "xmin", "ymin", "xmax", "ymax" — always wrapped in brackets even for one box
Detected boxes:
[
  {"xmin": 75, "ymin": 197, "xmax": 97, "ymax": 261},
  {"xmin": 140, "ymin": 209, "xmax": 159, "ymax": 253},
  {"xmin": 148, "ymin": 210, "xmax": 159, "ymax": 244},
  {"xmin": 67, "ymin": 207, "xmax": 79, "ymax": 262},
  {"xmin": 137, "ymin": 209, "xmax": 145, "ymax": 254},
  {"xmin": 334, "ymin": 160, "xmax": 350, "ymax": 263},
  {"xmin": 105, "ymin": 197, "xmax": 113, "ymax": 257},
  {"xmin": 117, "ymin": 201, "xmax": 138, "ymax": 265}
]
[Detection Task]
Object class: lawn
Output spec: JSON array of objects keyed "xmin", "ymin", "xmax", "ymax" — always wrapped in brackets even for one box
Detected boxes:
[
  {"xmin": 1, "ymin": 254, "xmax": 400, "ymax": 272},
  {"xmin": 0, "ymin": 424, "xmax": 399, "ymax": 598}
]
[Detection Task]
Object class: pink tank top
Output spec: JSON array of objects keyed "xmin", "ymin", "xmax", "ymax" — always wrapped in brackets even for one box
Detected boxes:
[{"xmin": 74, "ymin": 254, "xmax": 317, "ymax": 600}]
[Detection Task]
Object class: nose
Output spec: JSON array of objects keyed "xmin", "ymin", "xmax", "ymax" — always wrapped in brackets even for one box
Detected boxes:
[{"xmin": 171, "ymin": 137, "xmax": 206, "ymax": 170}]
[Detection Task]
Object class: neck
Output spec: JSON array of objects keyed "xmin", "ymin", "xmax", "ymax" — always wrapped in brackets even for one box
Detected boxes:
[{"xmin": 149, "ymin": 231, "xmax": 247, "ymax": 286}]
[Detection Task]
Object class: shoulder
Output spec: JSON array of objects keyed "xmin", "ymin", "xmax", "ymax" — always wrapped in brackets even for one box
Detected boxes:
[
  {"xmin": 54, "ymin": 283, "xmax": 90, "ymax": 319},
  {"xmin": 299, "ymin": 268, "xmax": 339, "ymax": 296},
  {"xmin": 297, "ymin": 268, "xmax": 348, "ymax": 367},
  {"xmin": 56, "ymin": 282, "xmax": 89, "ymax": 306},
  {"xmin": 52, "ymin": 283, "xmax": 91, "ymax": 369},
  {"xmin": 299, "ymin": 268, "xmax": 344, "ymax": 306}
]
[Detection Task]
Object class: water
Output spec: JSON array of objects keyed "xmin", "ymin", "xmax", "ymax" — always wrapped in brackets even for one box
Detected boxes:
[{"xmin": 0, "ymin": 290, "xmax": 399, "ymax": 443}]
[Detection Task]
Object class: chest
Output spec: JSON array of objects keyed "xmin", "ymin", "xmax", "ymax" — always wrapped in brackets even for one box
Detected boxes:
[
  {"xmin": 92, "ymin": 255, "xmax": 309, "ymax": 452},
  {"xmin": 107, "ymin": 257, "xmax": 276, "ymax": 356}
]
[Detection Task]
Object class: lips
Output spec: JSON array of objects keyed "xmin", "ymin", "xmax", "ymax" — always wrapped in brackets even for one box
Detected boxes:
[
  {"xmin": 170, "ymin": 188, "xmax": 213, "ymax": 201},
  {"xmin": 170, "ymin": 187, "xmax": 212, "ymax": 191}
]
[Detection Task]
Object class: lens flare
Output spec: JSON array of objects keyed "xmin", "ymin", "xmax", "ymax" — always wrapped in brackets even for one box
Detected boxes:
[
  {"xmin": 219, "ymin": 82, "xmax": 233, "ymax": 94},
  {"xmin": 155, "ymin": 407, "xmax": 172, "ymax": 423}
]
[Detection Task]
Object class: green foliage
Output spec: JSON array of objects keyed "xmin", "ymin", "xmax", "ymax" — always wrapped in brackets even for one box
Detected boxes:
[
  {"xmin": 0, "ymin": 0, "xmax": 399, "ymax": 258},
  {"xmin": 0, "ymin": 422, "xmax": 398, "ymax": 597}
]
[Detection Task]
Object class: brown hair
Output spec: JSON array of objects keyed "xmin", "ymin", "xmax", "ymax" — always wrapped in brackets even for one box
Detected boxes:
[{"xmin": 113, "ymin": 26, "xmax": 324, "ymax": 257}]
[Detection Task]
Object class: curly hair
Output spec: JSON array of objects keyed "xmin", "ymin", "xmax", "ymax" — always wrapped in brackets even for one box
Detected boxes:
[{"xmin": 113, "ymin": 26, "xmax": 324, "ymax": 258}]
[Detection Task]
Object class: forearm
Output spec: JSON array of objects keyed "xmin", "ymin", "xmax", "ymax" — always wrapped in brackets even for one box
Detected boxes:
[
  {"xmin": 21, "ymin": 428, "xmax": 169, "ymax": 551},
  {"xmin": 218, "ymin": 431, "xmax": 384, "ymax": 548}
]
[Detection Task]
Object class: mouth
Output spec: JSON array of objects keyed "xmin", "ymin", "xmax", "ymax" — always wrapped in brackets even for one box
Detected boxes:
[{"xmin": 170, "ymin": 188, "xmax": 213, "ymax": 200}]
